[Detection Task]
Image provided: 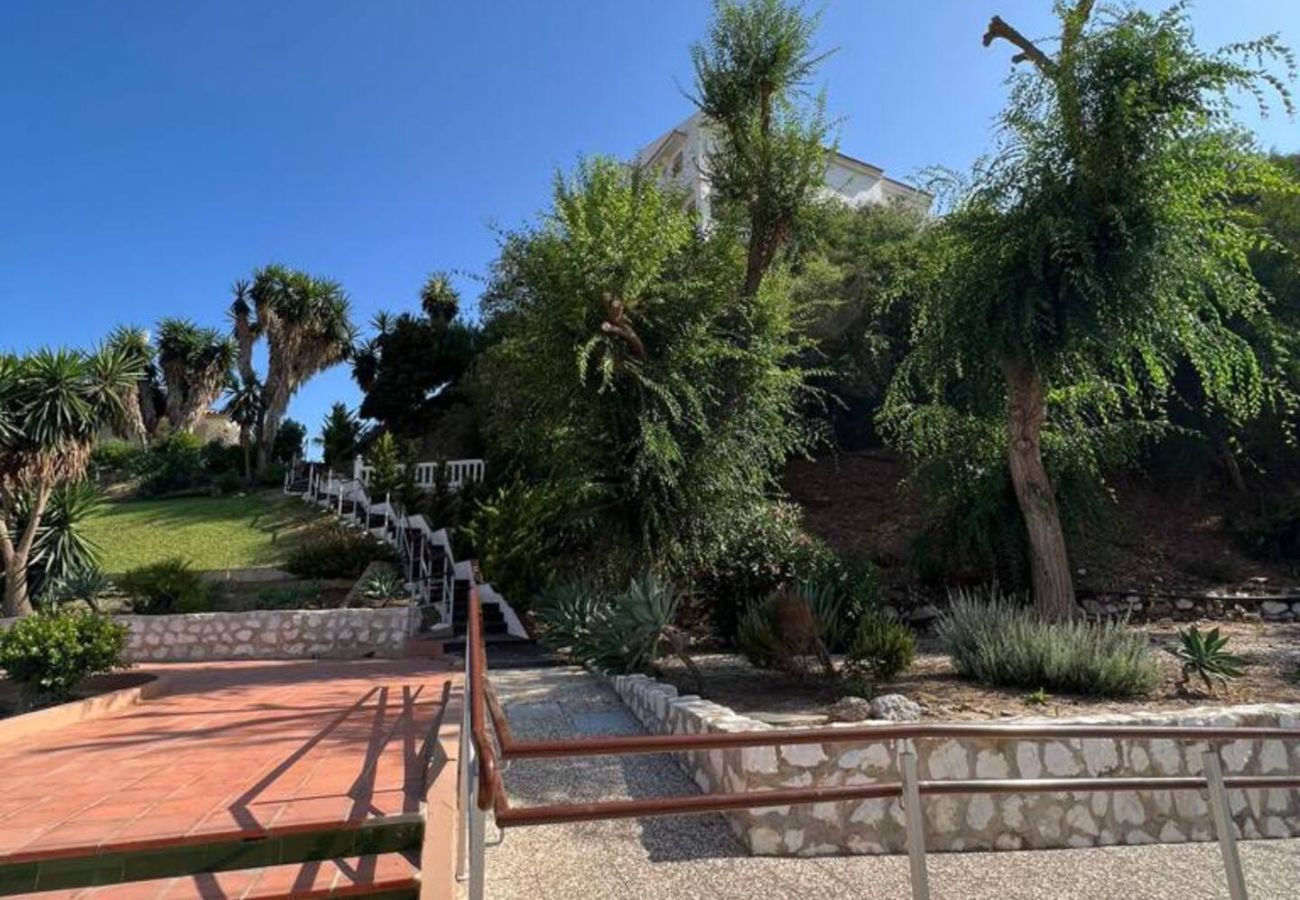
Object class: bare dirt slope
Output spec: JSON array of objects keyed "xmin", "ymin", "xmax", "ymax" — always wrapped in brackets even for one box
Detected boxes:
[{"xmin": 783, "ymin": 450, "xmax": 1300, "ymax": 598}]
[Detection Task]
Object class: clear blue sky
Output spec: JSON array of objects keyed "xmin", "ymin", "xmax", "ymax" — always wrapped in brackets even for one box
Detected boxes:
[{"xmin": 3, "ymin": 1, "xmax": 1296, "ymax": 454}]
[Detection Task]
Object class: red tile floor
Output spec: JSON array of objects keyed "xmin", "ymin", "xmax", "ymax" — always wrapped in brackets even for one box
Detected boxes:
[{"xmin": 0, "ymin": 659, "xmax": 454, "ymax": 863}]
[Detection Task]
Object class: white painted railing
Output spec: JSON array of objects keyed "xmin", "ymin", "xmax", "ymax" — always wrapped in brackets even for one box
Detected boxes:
[{"xmin": 352, "ymin": 457, "xmax": 485, "ymax": 491}]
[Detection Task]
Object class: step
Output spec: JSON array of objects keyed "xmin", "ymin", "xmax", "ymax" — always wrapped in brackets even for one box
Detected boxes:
[
  {"xmin": 15, "ymin": 852, "xmax": 419, "ymax": 899},
  {"xmin": 0, "ymin": 816, "xmax": 422, "ymax": 896},
  {"xmin": 399, "ymin": 638, "xmax": 444, "ymax": 659}
]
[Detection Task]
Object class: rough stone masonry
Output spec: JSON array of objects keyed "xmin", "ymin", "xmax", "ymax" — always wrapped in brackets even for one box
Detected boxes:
[{"xmin": 611, "ymin": 673, "xmax": 1300, "ymax": 856}]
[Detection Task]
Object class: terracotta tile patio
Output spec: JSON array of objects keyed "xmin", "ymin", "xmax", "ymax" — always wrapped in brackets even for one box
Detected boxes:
[{"xmin": 0, "ymin": 659, "xmax": 454, "ymax": 865}]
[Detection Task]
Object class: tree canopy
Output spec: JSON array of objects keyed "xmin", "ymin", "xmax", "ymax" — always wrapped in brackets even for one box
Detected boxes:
[{"xmin": 883, "ymin": 1, "xmax": 1296, "ymax": 617}]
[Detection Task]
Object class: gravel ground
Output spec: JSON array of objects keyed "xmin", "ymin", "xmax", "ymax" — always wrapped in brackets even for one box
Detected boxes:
[{"xmin": 482, "ymin": 666, "xmax": 1300, "ymax": 900}]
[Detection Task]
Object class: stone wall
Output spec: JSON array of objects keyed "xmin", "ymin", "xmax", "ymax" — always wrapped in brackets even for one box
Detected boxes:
[
  {"xmin": 119, "ymin": 607, "xmax": 418, "ymax": 662},
  {"xmin": 611, "ymin": 673, "xmax": 1300, "ymax": 856},
  {"xmin": 1081, "ymin": 592, "xmax": 1300, "ymax": 623}
]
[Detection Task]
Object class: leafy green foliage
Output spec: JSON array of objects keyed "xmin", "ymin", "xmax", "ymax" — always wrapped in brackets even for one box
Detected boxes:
[
  {"xmin": 365, "ymin": 432, "xmax": 402, "ymax": 496},
  {"xmin": 1230, "ymin": 497, "xmax": 1300, "ymax": 563},
  {"xmin": 842, "ymin": 611, "xmax": 916, "ymax": 691},
  {"xmin": 937, "ymin": 587, "xmax": 1161, "ymax": 698},
  {"xmin": 0, "ymin": 346, "xmax": 142, "ymax": 616},
  {"xmin": 40, "ymin": 566, "xmax": 111, "ymax": 612},
  {"xmin": 135, "ymin": 432, "xmax": 206, "ymax": 497},
  {"xmin": 317, "ymin": 403, "xmax": 362, "ymax": 472},
  {"xmin": 116, "ymin": 557, "xmax": 210, "ymax": 614},
  {"xmin": 361, "ymin": 570, "xmax": 405, "ymax": 602},
  {"xmin": 352, "ymin": 273, "xmax": 485, "ymax": 443},
  {"xmin": 883, "ymin": 3, "xmax": 1296, "ymax": 613},
  {"xmin": 272, "ymin": 419, "xmax": 307, "ymax": 465},
  {"xmin": 1170, "ymin": 626, "xmax": 1246, "ymax": 692},
  {"xmin": 0, "ymin": 609, "xmax": 128, "ymax": 709},
  {"xmin": 284, "ymin": 525, "xmax": 397, "ymax": 580},
  {"xmin": 532, "ymin": 573, "xmax": 690, "ymax": 677},
  {"xmin": 690, "ymin": 0, "xmax": 832, "ymax": 296},
  {"xmin": 230, "ymin": 265, "xmax": 357, "ymax": 477}
]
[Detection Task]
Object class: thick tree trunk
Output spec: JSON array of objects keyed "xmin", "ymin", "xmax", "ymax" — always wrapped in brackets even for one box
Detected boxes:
[
  {"xmin": 0, "ymin": 484, "xmax": 51, "ymax": 618},
  {"xmin": 1002, "ymin": 361, "xmax": 1076, "ymax": 620}
]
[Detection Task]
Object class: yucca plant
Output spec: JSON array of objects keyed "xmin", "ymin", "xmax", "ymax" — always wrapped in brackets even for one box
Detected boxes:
[
  {"xmin": 1170, "ymin": 626, "xmax": 1246, "ymax": 693},
  {"xmin": 40, "ymin": 566, "xmax": 111, "ymax": 612}
]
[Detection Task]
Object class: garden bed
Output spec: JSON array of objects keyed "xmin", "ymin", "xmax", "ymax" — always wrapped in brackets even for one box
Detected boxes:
[{"xmin": 655, "ymin": 620, "xmax": 1300, "ymax": 724}]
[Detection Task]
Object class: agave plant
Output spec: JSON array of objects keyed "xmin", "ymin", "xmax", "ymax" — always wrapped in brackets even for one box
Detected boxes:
[
  {"xmin": 1170, "ymin": 626, "xmax": 1246, "ymax": 692},
  {"xmin": 736, "ymin": 579, "xmax": 845, "ymax": 678},
  {"xmin": 40, "ymin": 566, "xmax": 111, "ymax": 612},
  {"xmin": 361, "ymin": 570, "xmax": 405, "ymax": 604}
]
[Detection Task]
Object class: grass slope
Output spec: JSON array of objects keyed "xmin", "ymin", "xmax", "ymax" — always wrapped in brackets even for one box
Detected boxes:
[{"xmin": 84, "ymin": 492, "xmax": 330, "ymax": 574}]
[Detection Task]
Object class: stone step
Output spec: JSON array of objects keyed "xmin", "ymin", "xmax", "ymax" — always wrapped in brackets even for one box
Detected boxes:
[
  {"xmin": 0, "ymin": 817, "xmax": 423, "ymax": 896},
  {"xmin": 15, "ymin": 852, "xmax": 420, "ymax": 899}
]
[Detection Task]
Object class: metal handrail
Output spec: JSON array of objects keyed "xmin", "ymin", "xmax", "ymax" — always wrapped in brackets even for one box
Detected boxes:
[{"xmin": 459, "ymin": 585, "xmax": 1300, "ymax": 900}]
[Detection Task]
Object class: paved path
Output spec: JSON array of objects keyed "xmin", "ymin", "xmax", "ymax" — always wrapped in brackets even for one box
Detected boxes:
[
  {"xmin": 485, "ymin": 667, "xmax": 1300, "ymax": 900},
  {"xmin": 0, "ymin": 659, "xmax": 453, "ymax": 862}
]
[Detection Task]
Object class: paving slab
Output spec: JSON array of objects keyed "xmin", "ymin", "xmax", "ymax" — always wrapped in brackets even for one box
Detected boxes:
[
  {"xmin": 0, "ymin": 659, "xmax": 453, "ymax": 864},
  {"xmin": 484, "ymin": 666, "xmax": 1300, "ymax": 899}
]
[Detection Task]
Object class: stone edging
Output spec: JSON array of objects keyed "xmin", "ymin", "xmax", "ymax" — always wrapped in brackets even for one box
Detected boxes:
[
  {"xmin": 0, "ymin": 672, "xmax": 169, "ymax": 747},
  {"xmin": 609, "ymin": 672, "xmax": 1300, "ymax": 856}
]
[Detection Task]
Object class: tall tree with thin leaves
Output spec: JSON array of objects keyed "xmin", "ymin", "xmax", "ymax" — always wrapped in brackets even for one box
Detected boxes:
[{"xmin": 884, "ymin": 1, "xmax": 1296, "ymax": 618}]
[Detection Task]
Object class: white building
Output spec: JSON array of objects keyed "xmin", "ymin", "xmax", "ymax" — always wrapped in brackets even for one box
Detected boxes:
[{"xmin": 639, "ymin": 111, "xmax": 931, "ymax": 223}]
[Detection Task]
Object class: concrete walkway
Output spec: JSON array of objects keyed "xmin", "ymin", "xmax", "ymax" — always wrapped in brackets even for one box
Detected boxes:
[
  {"xmin": 0, "ymin": 659, "xmax": 453, "ymax": 863},
  {"xmin": 484, "ymin": 667, "xmax": 1300, "ymax": 900}
]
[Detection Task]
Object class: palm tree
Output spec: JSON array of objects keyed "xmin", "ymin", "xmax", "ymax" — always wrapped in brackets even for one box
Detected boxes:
[
  {"xmin": 0, "ymin": 346, "xmax": 140, "ymax": 617},
  {"xmin": 104, "ymin": 325, "xmax": 157, "ymax": 446},
  {"xmin": 222, "ymin": 374, "xmax": 262, "ymax": 483},
  {"xmin": 156, "ymin": 318, "xmax": 237, "ymax": 434},
  {"xmin": 230, "ymin": 265, "xmax": 356, "ymax": 477}
]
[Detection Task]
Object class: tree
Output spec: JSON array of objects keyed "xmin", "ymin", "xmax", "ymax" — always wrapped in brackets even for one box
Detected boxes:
[
  {"xmin": 272, "ymin": 419, "xmax": 307, "ymax": 466},
  {"xmin": 883, "ymin": 2, "xmax": 1295, "ymax": 618},
  {"xmin": 155, "ymin": 318, "xmax": 236, "ymax": 434},
  {"xmin": 221, "ymin": 374, "xmax": 261, "ymax": 482},
  {"xmin": 691, "ymin": 0, "xmax": 832, "ymax": 297},
  {"xmin": 478, "ymin": 157, "xmax": 815, "ymax": 577},
  {"xmin": 104, "ymin": 326, "xmax": 156, "ymax": 445},
  {"xmin": 0, "ymin": 347, "xmax": 140, "ymax": 616},
  {"xmin": 317, "ymin": 403, "xmax": 362, "ymax": 472},
  {"xmin": 230, "ymin": 265, "xmax": 357, "ymax": 477},
  {"xmin": 351, "ymin": 273, "xmax": 484, "ymax": 441},
  {"xmin": 366, "ymin": 431, "xmax": 402, "ymax": 497}
]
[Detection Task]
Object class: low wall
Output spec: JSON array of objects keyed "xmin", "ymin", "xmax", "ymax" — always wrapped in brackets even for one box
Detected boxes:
[
  {"xmin": 120, "ymin": 606, "xmax": 419, "ymax": 662},
  {"xmin": 611, "ymin": 673, "xmax": 1300, "ymax": 856},
  {"xmin": 1081, "ymin": 592, "xmax": 1300, "ymax": 622}
]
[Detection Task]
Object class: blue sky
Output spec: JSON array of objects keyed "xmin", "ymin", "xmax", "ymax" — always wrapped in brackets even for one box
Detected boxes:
[{"xmin": 2, "ymin": 1, "xmax": 1296, "ymax": 454}]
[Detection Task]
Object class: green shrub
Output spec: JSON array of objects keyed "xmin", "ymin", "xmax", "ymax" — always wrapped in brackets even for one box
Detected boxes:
[
  {"xmin": 0, "ymin": 610, "xmax": 128, "ymax": 709},
  {"xmin": 251, "ymin": 587, "xmax": 306, "ymax": 610},
  {"xmin": 200, "ymin": 439, "xmax": 244, "ymax": 477},
  {"xmin": 91, "ymin": 440, "xmax": 144, "ymax": 474},
  {"xmin": 694, "ymin": 501, "xmax": 837, "ymax": 639},
  {"xmin": 532, "ymin": 573, "xmax": 697, "ymax": 681},
  {"xmin": 116, "ymin": 557, "xmax": 210, "ymax": 614},
  {"xmin": 1231, "ymin": 498, "xmax": 1300, "ymax": 563},
  {"xmin": 39, "ymin": 567, "xmax": 111, "ymax": 612},
  {"xmin": 285, "ymin": 526, "xmax": 398, "ymax": 579},
  {"xmin": 936, "ymin": 587, "xmax": 1161, "ymax": 698},
  {"xmin": 213, "ymin": 469, "xmax": 245, "ymax": 495},
  {"xmin": 735, "ymin": 581, "xmax": 844, "ymax": 678},
  {"xmin": 1170, "ymin": 626, "xmax": 1245, "ymax": 692},
  {"xmin": 842, "ymin": 612, "xmax": 916, "ymax": 691},
  {"xmin": 137, "ymin": 432, "xmax": 207, "ymax": 497}
]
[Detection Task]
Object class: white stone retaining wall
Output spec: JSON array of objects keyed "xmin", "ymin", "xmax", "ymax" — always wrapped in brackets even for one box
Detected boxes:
[
  {"xmin": 611, "ymin": 673, "xmax": 1300, "ymax": 857},
  {"xmin": 1081, "ymin": 592, "xmax": 1300, "ymax": 622},
  {"xmin": 118, "ymin": 607, "xmax": 419, "ymax": 662}
]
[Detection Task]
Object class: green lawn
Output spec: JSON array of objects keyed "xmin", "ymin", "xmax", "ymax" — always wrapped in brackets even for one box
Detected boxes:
[{"xmin": 84, "ymin": 492, "xmax": 331, "ymax": 574}]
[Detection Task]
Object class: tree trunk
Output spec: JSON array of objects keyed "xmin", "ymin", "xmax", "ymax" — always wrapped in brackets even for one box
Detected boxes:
[
  {"xmin": 0, "ymin": 483, "xmax": 51, "ymax": 618},
  {"xmin": 241, "ymin": 425, "xmax": 253, "ymax": 484},
  {"xmin": 1002, "ymin": 361, "xmax": 1076, "ymax": 620}
]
